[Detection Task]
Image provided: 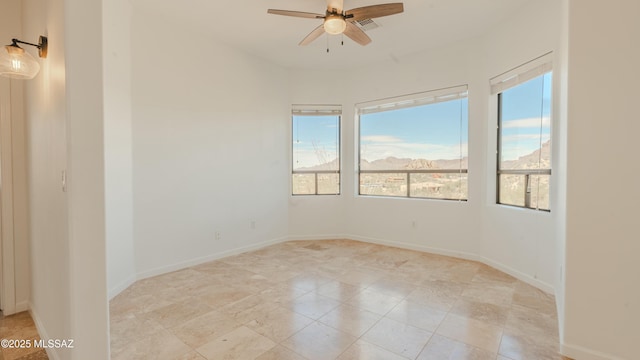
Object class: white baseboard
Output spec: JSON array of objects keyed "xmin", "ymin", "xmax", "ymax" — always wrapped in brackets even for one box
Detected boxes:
[
  {"xmin": 286, "ymin": 234, "xmax": 348, "ymax": 241},
  {"xmin": 290, "ymin": 234, "xmax": 555, "ymax": 295},
  {"xmin": 134, "ymin": 236, "xmax": 288, "ymax": 282},
  {"xmin": 15, "ymin": 300, "xmax": 29, "ymax": 313},
  {"xmin": 108, "ymin": 275, "xmax": 137, "ymax": 300},
  {"xmin": 561, "ymin": 342, "xmax": 625, "ymax": 360},
  {"xmin": 108, "ymin": 233, "xmax": 555, "ymax": 302},
  {"xmin": 29, "ymin": 304, "xmax": 60, "ymax": 360},
  {"xmin": 480, "ymin": 256, "xmax": 555, "ymax": 294},
  {"xmin": 346, "ymin": 234, "xmax": 481, "ymax": 262},
  {"xmin": 108, "ymin": 237, "xmax": 288, "ymax": 299}
]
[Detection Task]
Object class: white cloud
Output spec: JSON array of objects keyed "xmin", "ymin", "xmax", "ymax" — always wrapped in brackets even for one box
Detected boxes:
[
  {"xmin": 293, "ymin": 149, "xmax": 338, "ymax": 169},
  {"xmin": 361, "ymin": 142, "xmax": 468, "ymax": 161},
  {"xmin": 500, "ymin": 134, "xmax": 550, "ymax": 161},
  {"xmin": 361, "ymin": 135, "xmax": 403, "ymax": 143},
  {"xmin": 502, "ymin": 147, "xmax": 535, "ymax": 161},
  {"xmin": 502, "ymin": 134, "xmax": 550, "ymax": 142},
  {"xmin": 503, "ymin": 117, "xmax": 550, "ymax": 129}
]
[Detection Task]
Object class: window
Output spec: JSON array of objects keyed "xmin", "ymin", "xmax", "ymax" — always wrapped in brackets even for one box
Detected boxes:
[
  {"xmin": 493, "ymin": 55, "xmax": 552, "ymax": 211},
  {"xmin": 291, "ymin": 105, "xmax": 341, "ymax": 195},
  {"xmin": 357, "ymin": 86, "xmax": 468, "ymax": 200}
]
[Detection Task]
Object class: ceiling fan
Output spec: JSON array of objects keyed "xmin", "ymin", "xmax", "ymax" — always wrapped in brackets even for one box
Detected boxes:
[{"xmin": 267, "ymin": 0, "xmax": 404, "ymax": 46}]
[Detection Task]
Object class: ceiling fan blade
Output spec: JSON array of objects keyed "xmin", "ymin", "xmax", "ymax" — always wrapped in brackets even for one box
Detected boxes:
[
  {"xmin": 344, "ymin": 21, "xmax": 372, "ymax": 46},
  {"xmin": 267, "ymin": 9, "xmax": 324, "ymax": 19},
  {"xmin": 327, "ymin": 0, "xmax": 344, "ymax": 13},
  {"xmin": 299, "ymin": 25, "xmax": 326, "ymax": 46},
  {"xmin": 345, "ymin": 3, "xmax": 404, "ymax": 21}
]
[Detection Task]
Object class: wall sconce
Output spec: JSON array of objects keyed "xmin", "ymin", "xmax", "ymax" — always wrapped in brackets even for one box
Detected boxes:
[{"xmin": 0, "ymin": 36, "xmax": 48, "ymax": 80}]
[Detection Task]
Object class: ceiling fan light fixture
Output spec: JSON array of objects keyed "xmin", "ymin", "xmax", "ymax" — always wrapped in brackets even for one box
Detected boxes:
[{"xmin": 323, "ymin": 14, "xmax": 346, "ymax": 35}]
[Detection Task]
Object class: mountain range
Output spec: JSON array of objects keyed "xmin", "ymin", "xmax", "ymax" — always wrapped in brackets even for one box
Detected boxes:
[{"xmin": 299, "ymin": 139, "xmax": 550, "ymax": 171}]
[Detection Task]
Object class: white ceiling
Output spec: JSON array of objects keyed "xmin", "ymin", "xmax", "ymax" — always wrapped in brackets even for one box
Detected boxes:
[{"xmin": 134, "ymin": 0, "xmax": 531, "ymax": 70}]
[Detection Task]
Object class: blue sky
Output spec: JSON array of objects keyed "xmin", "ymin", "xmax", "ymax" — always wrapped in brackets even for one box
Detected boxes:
[
  {"xmin": 292, "ymin": 115, "xmax": 340, "ymax": 169},
  {"xmin": 360, "ymin": 98, "xmax": 468, "ymax": 162},
  {"xmin": 292, "ymin": 73, "xmax": 551, "ymax": 168},
  {"xmin": 500, "ymin": 72, "xmax": 552, "ymax": 161}
]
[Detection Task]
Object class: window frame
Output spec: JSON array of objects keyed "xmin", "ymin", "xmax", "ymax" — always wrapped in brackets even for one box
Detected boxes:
[
  {"xmin": 291, "ymin": 105, "xmax": 342, "ymax": 196},
  {"xmin": 355, "ymin": 86, "xmax": 469, "ymax": 201},
  {"xmin": 492, "ymin": 54, "xmax": 553, "ymax": 211}
]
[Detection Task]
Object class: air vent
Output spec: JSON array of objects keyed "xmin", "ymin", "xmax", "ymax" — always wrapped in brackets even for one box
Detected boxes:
[{"xmin": 354, "ymin": 18, "xmax": 379, "ymax": 32}]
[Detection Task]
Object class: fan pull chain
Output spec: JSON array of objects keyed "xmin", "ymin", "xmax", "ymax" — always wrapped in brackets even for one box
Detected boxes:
[{"xmin": 326, "ymin": 34, "xmax": 330, "ymax": 53}]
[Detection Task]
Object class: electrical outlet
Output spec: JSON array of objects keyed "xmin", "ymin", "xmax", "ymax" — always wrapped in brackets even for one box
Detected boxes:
[
  {"xmin": 250, "ymin": 220, "xmax": 256, "ymax": 230},
  {"xmin": 215, "ymin": 231, "xmax": 221, "ymax": 240}
]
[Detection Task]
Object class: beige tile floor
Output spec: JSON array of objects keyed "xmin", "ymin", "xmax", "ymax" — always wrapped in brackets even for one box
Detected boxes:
[
  {"xmin": 0, "ymin": 311, "xmax": 49, "ymax": 360},
  {"xmin": 110, "ymin": 240, "xmax": 571, "ymax": 360}
]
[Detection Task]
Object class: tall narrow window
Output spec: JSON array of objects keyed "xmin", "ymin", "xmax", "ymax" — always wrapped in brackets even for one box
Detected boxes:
[
  {"xmin": 291, "ymin": 105, "xmax": 341, "ymax": 195},
  {"xmin": 493, "ymin": 54, "xmax": 552, "ymax": 211},
  {"xmin": 357, "ymin": 86, "xmax": 468, "ymax": 200}
]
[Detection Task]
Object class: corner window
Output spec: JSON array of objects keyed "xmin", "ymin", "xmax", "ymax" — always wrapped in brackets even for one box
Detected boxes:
[
  {"xmin": 357, "ymin": 86, "xmax": 468, "ymax": 200},
  {"xmin": 493, "ymin": 55, "xmax": 552, "ymax": 211},
  {"xmin": 291, "ymin": 105, "xmax": 341, "ymax": 195}
]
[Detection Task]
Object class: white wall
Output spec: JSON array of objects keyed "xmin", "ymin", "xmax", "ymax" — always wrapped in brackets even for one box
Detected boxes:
[
  {"xmin": 64, "ymin": 0, "xmax": 109, "ymax": 356},
  {"xmin": 562, "ymin": 1, "xmax": 640, "ymax": 359},
  {"xmin": 288, "ymin": 0, "xmax": 562, "ymax": 292},
  {"xmin": 21, "ymin": 0, "xmax": 110, "ymax": 358},
  {"xmin": 288, "ymin": 45, "xmax": 482, "ymax": 255},
  {"xmin": 288, "ymin": 70, "xmax": 349, "ymax": 239},
  {"xmin": 22, "ymin": 0, "xmax": 74, "ymax": 357},
  {"xmin": 104, "ymin": 0, "xmax": 136, "ymax": 299},
  {"xmin": 342, "ymin": 42, "xmax": 481, "ymax": 259},
  {"xmin": 555, "ymin": 0, "xmax": 570, "ymax": 343},
  {"xmin": 130, "ymin": 6, "xmax": 291, "ymax": 279},
  {"xmin": 479, "ymin": 0, "xmax": 562, "ymax": 292}
]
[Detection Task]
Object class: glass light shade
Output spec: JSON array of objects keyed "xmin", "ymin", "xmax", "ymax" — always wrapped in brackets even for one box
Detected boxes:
[
  {"xmin": 0, "ymin": 45, "xmax": 41, "ymax": 80},
  {"xmin": 324, "ymin": 15, "xmax": 346, "ymax": 35}
]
